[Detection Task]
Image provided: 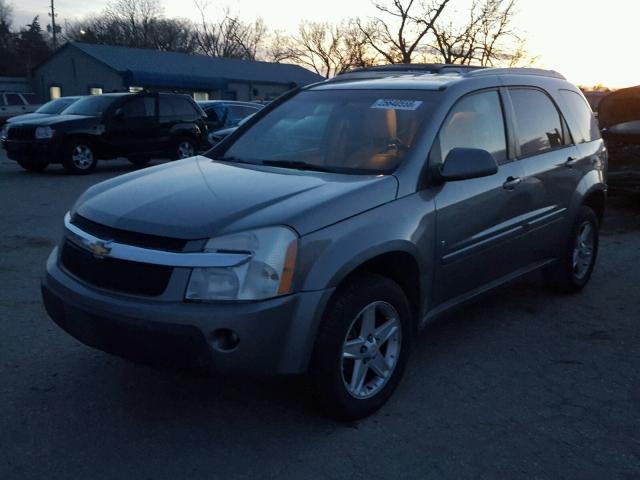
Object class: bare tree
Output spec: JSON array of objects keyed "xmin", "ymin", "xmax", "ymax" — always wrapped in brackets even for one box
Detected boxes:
[
  {"xmin": 356, "ymin": 0, "xmax": 450, "ymax": 64},
  {"xmin": 430, "ymin": 0, "xmax": 527, "ymax": 66},
  {"xmin": 193, "ymin": 1, "xmax": 267, "ymax": 60},
  {"xmin": 270, "ymin": 21, "xmax": 375, "ymax": 78},
  {"xmin": 65, "ymin": 0, "xmax": 198, "ymax": 53}
]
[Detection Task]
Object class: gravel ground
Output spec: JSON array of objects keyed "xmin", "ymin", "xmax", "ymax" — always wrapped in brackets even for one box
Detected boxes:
[{"xmin": 1, "ymin": 156, "xmax": 639, "ymax": 480}]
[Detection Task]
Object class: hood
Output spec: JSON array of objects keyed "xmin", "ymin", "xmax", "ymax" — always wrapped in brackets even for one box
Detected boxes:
[
  {"xmin": 73, "ymin": 156, "xmax": 398, "ymax": 239},
  {"xmin": 14, "ymin": 114, "xmax": 96, "ymax": 127},
  {"xmin": 598, "ymin": 86, "xmax": 640, "ymax": 129},
  {"xmin": 7, "ymin": 113, "xmax": 51, "ymax": 124}
]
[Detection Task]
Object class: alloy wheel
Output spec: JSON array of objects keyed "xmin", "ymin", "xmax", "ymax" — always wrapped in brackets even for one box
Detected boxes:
[
  {"xmin": 341, "ymin": 301, "xmax": 402, "ymax": 399},
  {"xmin": 71, "ymin": 145, "xmax": 94, "ymax": 169},
  {"xmin": 572, "ymin": 221, "xmax": 595, "ymax": 280},
  {"xmin": 177, "ymin": 141, "xmax": 195, "ymax": 159}
]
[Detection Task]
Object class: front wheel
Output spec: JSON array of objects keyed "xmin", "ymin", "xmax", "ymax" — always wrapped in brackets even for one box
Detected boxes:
[
  {"xmin": 309, "ymin": 274, "xmax": 412, "ymax": 420},
  {"xmin": 62, "ymin": 140, "xmax": 97, "ymax": 174},
  {"xmin": 544, "ymin": 205, "xmax": 599, "ymax": 292}
]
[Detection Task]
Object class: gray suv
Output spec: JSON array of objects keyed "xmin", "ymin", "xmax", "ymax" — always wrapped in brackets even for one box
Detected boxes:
[{"xmin": 41, "ymin": 65, "xmax": 607, "ymax": 419}]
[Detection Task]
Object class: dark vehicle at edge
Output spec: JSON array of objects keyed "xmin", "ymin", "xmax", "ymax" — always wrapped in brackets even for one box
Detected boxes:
[
  {"xmin": 599, "ymin": 85, "xmax": 640, "ymax": 192},
  {"xmin": 2, "ymin": 92, "xmax": 208, "ymax": 174}
]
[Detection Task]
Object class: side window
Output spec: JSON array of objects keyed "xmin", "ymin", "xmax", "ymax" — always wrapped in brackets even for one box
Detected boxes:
[
  {"xmin": 437, "ymin": 90, "xmax": 507, "ymax": 164},
  {"xmin": 509, "ymin": 88, "xmax": 570, "ymax": 157},
  {"xmin": 6, "ymin": 94, "xmax": 24, "ymax": 106},
  {"xmin": 159, "ymin": 96, "xmax": 175, "ymax": 117},
  {"xmin": 559, "ymin": 89, "xmax": 600, "ymax": 143},
  {"xmin": 122, "ymin": 96, "xmax": 156, "ymax": 118},
  {"xmin": 170, "ymin": 98, "xmax": 198, "ymax": 117}
]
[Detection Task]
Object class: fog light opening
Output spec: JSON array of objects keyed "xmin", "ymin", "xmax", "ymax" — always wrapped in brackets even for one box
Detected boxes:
[{"xmin": 211, "ymin": 328, "xmax": 240, "ymax": 352}]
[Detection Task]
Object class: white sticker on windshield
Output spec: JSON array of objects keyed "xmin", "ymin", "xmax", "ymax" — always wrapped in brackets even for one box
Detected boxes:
[{"xmin": 371, "ymin": 99, "xmax": 423, "ymax": 111}]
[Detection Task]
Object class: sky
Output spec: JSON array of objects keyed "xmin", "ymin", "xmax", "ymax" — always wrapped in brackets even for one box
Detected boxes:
[{"xmin": 12, "ymin": 0, "xmax": 640, "ymax": 89}]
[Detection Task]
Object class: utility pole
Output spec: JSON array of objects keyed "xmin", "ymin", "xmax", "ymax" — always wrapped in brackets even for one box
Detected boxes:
[{"xmin": 48, "ymin": 0, "xmax": 58, "ymax": 49}]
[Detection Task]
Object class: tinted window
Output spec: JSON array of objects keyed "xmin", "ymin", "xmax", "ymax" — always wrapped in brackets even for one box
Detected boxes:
[
  {"xmin": 36, "ymin": 97, "xmax": 78, "ymax": 114},
  {"xmin": 122, "ymin": 96, "xmax": 156, "ymax": 118},
  {"xmin": 170, "ymin": 97, "xmax": 198, "ymax": 117},
  {"xmin": 437, "ymin": 90, "xmax": 507, "ymax": 164},
  {"xmin": 159, "ymin": 96, "xmax": 175, "ymax": 117},
  {"xmin": 205, "ymin": 105, "xmax": 226, "ymax": 124},
  {"xmin": 5, "ymin": 94, "xmax": 24, "ymax": 106},
  {"xmin": 510, "ymin": 88, "xmax": 568, "ymax": 157},
  {"xmin": 63, "ymin": 95, "xmax": 120, "ymax": 116},
  {"xmin": 221, "ymin": 89, "xmax": 439, "ymax": 174},
  {"xmin": 560, "ymin": 89, "xmax": 600, "ymax": 143}
]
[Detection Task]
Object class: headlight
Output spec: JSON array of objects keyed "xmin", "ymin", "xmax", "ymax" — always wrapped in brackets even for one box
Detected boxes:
[
  {"xmin": 185, "ymin": 226, "xmax": 298, "ymax": 301},
  {"xmin": 35, "ymin": 126, "xmax": 55, "ymax": 139}
]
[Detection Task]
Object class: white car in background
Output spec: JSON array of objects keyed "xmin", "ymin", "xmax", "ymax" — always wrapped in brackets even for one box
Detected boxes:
[{"xmin": 0, "ymin": 92, "xmax": 41, "ymax": 123}]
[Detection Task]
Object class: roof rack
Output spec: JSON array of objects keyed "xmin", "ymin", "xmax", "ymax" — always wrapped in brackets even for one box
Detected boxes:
[
  {"xmin": 466, "ymin": 67, "xmax": 566, "ymax": 80},
  {"xmin": 328, "ymin": 64, "xmax": 566, "ymax": 83}
]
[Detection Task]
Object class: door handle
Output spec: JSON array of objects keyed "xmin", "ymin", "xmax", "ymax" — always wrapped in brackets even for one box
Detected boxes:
[
  {"xmin": 503, "ymin": 176, "xmax": 522, "ymax": 190},
  {"xmin": 564, "ymin": 157, "xmax": 579, "ymax": 168}
]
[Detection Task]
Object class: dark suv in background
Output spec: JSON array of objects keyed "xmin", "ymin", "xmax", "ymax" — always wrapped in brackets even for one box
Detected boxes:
[{"xmin": 2, "ymin": 92, "xmax": 208, "ymax": 174}]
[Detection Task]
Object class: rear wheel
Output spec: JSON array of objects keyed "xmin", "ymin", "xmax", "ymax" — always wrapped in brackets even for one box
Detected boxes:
[
  {"xmin": 62, "ymin": 140, "xmax": 97, "ymax": 174},
  {"xmin": 544, "ymin": 206, "xmax": 599, "ymax": 292},
  {"xmin": 17, "ymin": 158, "xmax": 48, "ymax": 172},
  {"xmin": 172, "ymin": 137, "xmax": 196, "ymax": 160},
  {"xmin": 309, "ymin": 274, "xmax": 412, "ymax": 420}
]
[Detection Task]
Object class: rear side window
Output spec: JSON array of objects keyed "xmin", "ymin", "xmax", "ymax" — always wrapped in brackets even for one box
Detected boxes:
[
  {"xmin": 5, "ymin": 94, "xmax": 24, "ymax": 106},
  {"xmin": 559, "ymin": 89, "xmax": 600, "ymax": 143},
  {"xmin": 227, "ymin": 105, "xmax": 260, "ymax": 126},
  {"xmin": 122, "ymin": 96, "xmax": 156, "ymax": 118},
  {"xmin": 159, "ymin": 96, "xmax": 175, "ymax": 117},
  {"xmin": 509, "ymin": 88, "xmax": 569, "ymax": 157},
  {"xmin": 170, "ymin": 98, "xmax": 198, "ymax": 117},
  {"xmin": 436, "ymin": 90, "xmax": 507, "ymax": 164}
]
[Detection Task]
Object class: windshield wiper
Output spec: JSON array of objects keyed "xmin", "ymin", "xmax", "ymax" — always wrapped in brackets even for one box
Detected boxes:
[{"xmin": 260, "ymin": 160, "xmax": 336, "ymax": 173}]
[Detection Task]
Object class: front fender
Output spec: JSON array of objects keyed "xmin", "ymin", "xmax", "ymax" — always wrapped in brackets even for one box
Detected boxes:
[{"xmin": 296, "ymin": 192, "xmax": 437, "ymax": 310}]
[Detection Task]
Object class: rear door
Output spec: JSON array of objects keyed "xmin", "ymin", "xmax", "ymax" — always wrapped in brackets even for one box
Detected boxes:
[
  {"xmin": 505, "ymin": 87, "xmax": 583, "ymax": 261},
  {"xmin": 105, "ymin": 95, "xmax": 158, "ymax": 157},
  {"xmin": 432, "ymin": 89, "xmax": 533, "ymax": 306}
]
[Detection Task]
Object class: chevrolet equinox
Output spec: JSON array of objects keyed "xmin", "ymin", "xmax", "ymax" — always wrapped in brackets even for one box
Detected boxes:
[{"xmin": 42, "ymin": 65, "xmax": 607, "ymax": 419}]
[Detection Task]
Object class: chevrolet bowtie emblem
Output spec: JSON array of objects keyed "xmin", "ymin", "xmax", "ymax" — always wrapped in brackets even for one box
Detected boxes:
[{"xmin": 88, "ymin": 240, "xmax": 113, "ymax": 258}]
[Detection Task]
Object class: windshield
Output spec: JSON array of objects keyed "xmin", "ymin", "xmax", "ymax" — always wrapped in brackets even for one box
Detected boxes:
[
  {"xmin": 61, "ymin": 95, "xmax": 122, "ymax": 117},
  {"xmin": 36, "ymin": 97, "xmax": 79, "ymax": 114},
  {"xmin": 214, "ymin": 89, "xmax": 440, "ymax": 174}
]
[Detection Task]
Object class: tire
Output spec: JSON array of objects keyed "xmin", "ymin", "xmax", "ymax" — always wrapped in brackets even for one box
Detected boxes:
[
  {"xmin": 17, "ymin": 158, "xmax": 48, "ymax": 172},
  {"xmin": 544, "ymin": 205, "xmax": 599, "ymax": 293},
  {"xmin": 171, "ymin": 137, "xmax": 196, "ymax": 160},
  {"xmin": 62, "ymin": 139, "xmax": 97, "ymax": 174},
  {"xmin": 309, "ymin": 274, "xmax": 413, "ymax": 420}
]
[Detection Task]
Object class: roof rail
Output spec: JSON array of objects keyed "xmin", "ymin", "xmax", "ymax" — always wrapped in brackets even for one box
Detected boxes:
[
  {"xmin": 326, "ymin": 63, "xmax": 486, "ymax": 84},
  {"xmin": 466, "ymin": 67, "xmax": 566, "ymax": 80}
]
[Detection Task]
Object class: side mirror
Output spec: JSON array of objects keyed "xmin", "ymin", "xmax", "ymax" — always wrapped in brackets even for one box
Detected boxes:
[
  {"xmin": 440, "ymin": 148, "xmax": 498, "ymax": 181},
  {"xmin": 113, "ymin": 107, "xmax": 124, "ymax": 119}
]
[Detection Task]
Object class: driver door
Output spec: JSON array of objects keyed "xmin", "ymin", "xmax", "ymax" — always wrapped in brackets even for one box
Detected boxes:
[{"xmin": 431, "ymin": 89, "xmax": 533, "ymax": 307}]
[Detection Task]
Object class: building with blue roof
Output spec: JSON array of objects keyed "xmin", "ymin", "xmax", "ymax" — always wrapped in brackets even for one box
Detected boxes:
[{"xmin": 31, "ymin": 42, "xmax": 324, "ymax": 102}]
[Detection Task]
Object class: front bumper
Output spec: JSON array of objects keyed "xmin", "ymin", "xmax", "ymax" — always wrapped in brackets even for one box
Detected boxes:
[
  {"xmin": 42, "ymin": 248, "xmax": 333, "ymax": 375},
  {"xmin": 2, "ymin": 138, "xmax": 62, "ymax": 162}
]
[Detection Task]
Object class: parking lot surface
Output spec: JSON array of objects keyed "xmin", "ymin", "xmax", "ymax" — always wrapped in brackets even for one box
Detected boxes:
[{"xmin": 1, "ymin": 155, "xmax": 640, "ymax": 479}]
